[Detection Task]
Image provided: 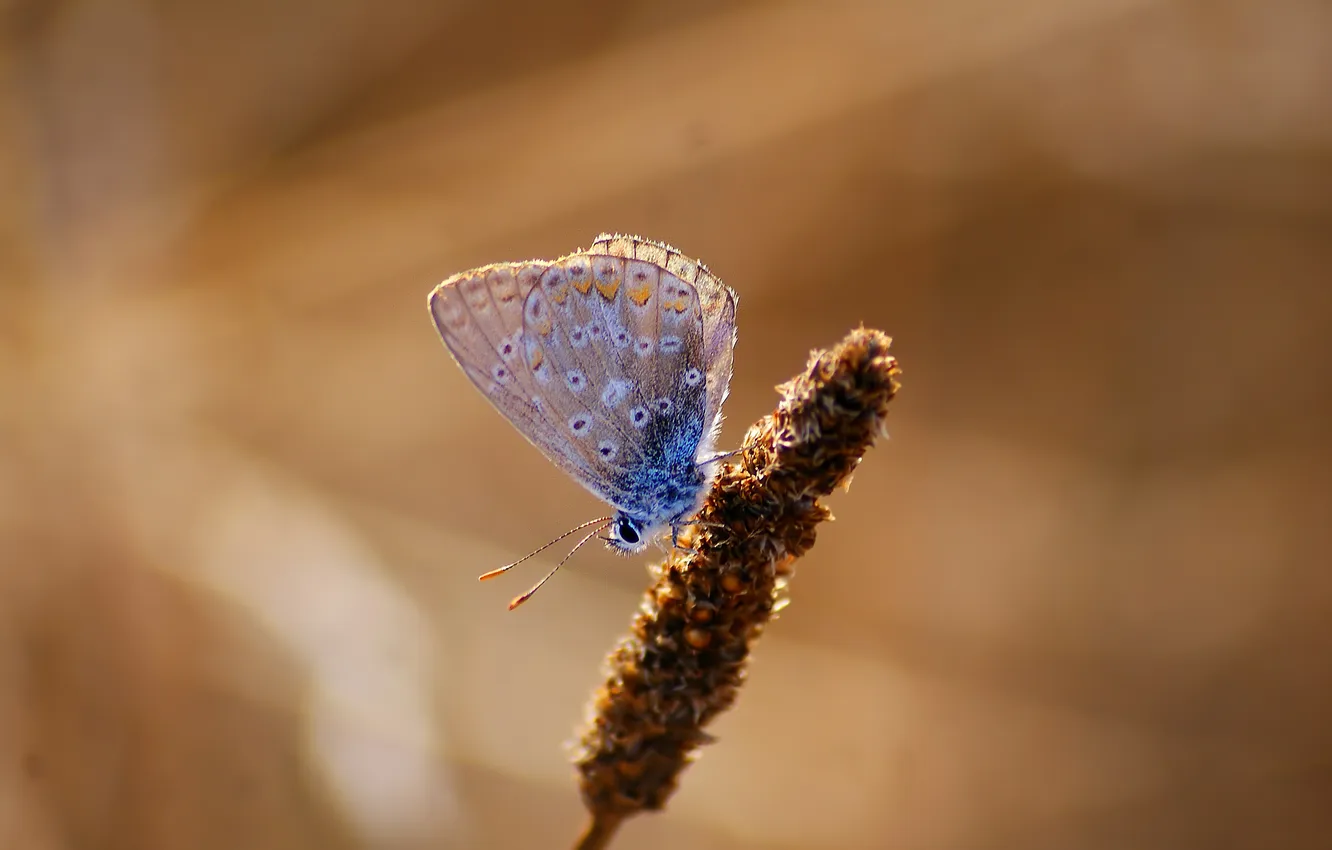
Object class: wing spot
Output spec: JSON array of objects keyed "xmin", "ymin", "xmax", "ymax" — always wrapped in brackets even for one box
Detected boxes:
[
  {"xmin": 629, "ymin": 406, "xmax": 649, "ymax": 429},
  {"xmin": 601, "ymin": 379, "xmax": 632, "ymax": 408},
  {"xmin": 569, "ymin": 414, "xmax": 592, "ymax": 436},
  {"xmin": 524, "ymin": 294, "xmax": 553, "ymax": 336},
  {"xmin": 659, "ymin": 335, "xmax": 682, "ymax": 353},
  {"xmin": 491, "ymin": 364, "xmax": 512, "ymax": 384},
  {"xmin": 655, "ymin": 398, "xmax": 673, "ymax": 415},
  {"xmin": 597, "ymin": 440, "xmax": 619, "ymax": 460},
  {"xmin": 566, "ymin": 261, "xmax": 594, "ymax": 294},
  {"xmin": 566, "ymin": 370, "xmax": 587, "ymax": 392},
  {"xmin": 612, "ymin": 329, "xmax": 631, "ymax": 349},
  {"xmin": 525, "ymin": 338, "xmax": 545, "ymax": 370},
  {"xmin": 488, "ymin": 268, "xmax": 520, "ymax": 304},
  {"xmin": 569, "ymin": 325, "xmax": 589, "ymax": 348},
  {"xmin": 594, "ymin": 260, "xmax": 621, "ymax": 301},
  {"xmin": 683, "ymin": 367, "xmax": 703, "ymax": 388},
  {"xmin": 437, "ymin": 299, "xmax": 467, "ymax": 330},
  {"xmin": 627, "ymin": 283, "xmax": 653, "ymax": 308},
  {"xmin": 462, "ymin": 279, "xmax": 490, "ymax": 310},
  {"xmin": 635, "ymin": 336, "xmax": 654, "ymax": 357}
]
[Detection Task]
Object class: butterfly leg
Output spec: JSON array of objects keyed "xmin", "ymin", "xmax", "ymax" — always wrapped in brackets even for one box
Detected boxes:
[
  {"xmin": 697, "ymin": 447, "xmax": 745, "ymax": 466},
  {"xmin": 667, "ymin": 520, "xmax": 714, "ymax": 556}
]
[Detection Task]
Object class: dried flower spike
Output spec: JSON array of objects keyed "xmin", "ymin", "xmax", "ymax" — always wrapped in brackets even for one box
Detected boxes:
[{"xmin": 573, "ymin": 328, "xmax": 901, "ymax": 849}]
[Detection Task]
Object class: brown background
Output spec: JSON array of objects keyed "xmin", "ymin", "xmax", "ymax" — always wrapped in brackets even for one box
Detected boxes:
[{"xmin": 3, "ymin": 1, "xmax": 1330, "ymax": 848}]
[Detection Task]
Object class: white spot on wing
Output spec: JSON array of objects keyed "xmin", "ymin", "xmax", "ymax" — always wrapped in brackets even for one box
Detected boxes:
[{"xmin": 601, "ymin": 379, "xmax": 632, "ymax": 408}]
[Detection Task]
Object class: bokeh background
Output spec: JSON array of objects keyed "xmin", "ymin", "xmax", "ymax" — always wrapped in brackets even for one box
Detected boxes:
[{"xmin": 3, "ymin": 1, "xmax": 1330, "ymax": 848}]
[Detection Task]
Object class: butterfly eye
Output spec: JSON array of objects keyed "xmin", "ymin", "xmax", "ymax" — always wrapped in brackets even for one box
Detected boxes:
[{"xmin": 615, "ymin": 518, "xmax": 640, "ymax": 545}]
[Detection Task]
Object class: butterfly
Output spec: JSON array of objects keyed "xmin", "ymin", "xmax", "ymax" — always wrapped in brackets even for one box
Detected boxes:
[{"xmin": 428, "ymin": 233, "xmax": 738, "ymax": 608}]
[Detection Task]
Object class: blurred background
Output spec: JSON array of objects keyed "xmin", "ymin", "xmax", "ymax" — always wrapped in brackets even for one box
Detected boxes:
[{"xmin": 3, "ymin": 0, "xmax": 1330, "ymax": 848}]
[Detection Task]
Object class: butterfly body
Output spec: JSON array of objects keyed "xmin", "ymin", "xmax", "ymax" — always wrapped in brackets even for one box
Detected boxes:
[{"xmin": 429, "ymin": 233, "xmax": 737, "ymax": 565}]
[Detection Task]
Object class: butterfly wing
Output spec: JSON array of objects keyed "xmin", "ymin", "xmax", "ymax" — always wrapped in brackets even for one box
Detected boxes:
[
  {"xmin": 590, "ymin": 234, "xmax": 737, "ymax": 456},
  {"xmin": 429, "ymin": 236, "xmax": 735, "ymax": 517},
  {"xmin": 514, "ymin": 249, "xmax": 709, "ymax": 513},
  {"xmin": 429, "ymin": 260, "xmax": 612, "ymax": 493}
]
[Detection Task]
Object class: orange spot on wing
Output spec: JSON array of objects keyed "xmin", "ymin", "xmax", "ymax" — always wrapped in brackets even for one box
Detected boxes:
[
  {"xmin": 568, "ymin": 264, "xmax": 594, "ymax": 294},
  {"xmin": 627, "ymin": 283, "xmax": 653, "ymax": 307},
  {"xmin": 595, "ymin": 277, "xmax": 621, "ymax": 301}
]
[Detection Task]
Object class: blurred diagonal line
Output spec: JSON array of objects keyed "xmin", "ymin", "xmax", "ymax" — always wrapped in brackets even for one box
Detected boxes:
[
  {"xmin": 169, "ymin": 0, "xmax": 1168, "ymax": 306},
  {"xmin": 113, "ymin": 433, "xmax": 463, "ymax": 842}
]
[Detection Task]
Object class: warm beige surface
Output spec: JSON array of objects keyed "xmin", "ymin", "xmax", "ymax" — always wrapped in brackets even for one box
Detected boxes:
[{"xmin": 3, "ymin": 1, "xmax": 1331, "ymax": 848}]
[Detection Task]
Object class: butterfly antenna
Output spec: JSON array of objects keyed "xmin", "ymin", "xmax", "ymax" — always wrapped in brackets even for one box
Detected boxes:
[
  {"xmin": 507, "ymin": 523, "xmax": 608, "ymax": 610},
  {"xmin": 477, "ymin": 516, "xmax": 612, "ymax": 582}
]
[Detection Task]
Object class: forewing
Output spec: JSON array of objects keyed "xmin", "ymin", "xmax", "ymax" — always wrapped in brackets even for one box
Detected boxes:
[
  {"xmin": 428, "ymin": 261, "xmax": 605, "ymax": 489},
  {"xmin": 590, "ymin": 234, "xmax": 736, "ymax": 454}
]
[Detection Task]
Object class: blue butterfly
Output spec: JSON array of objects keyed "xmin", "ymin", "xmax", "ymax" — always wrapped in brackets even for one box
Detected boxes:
[{"xmin": 429, "ymin": 233, "xmax": 738, "ymax": 608}]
